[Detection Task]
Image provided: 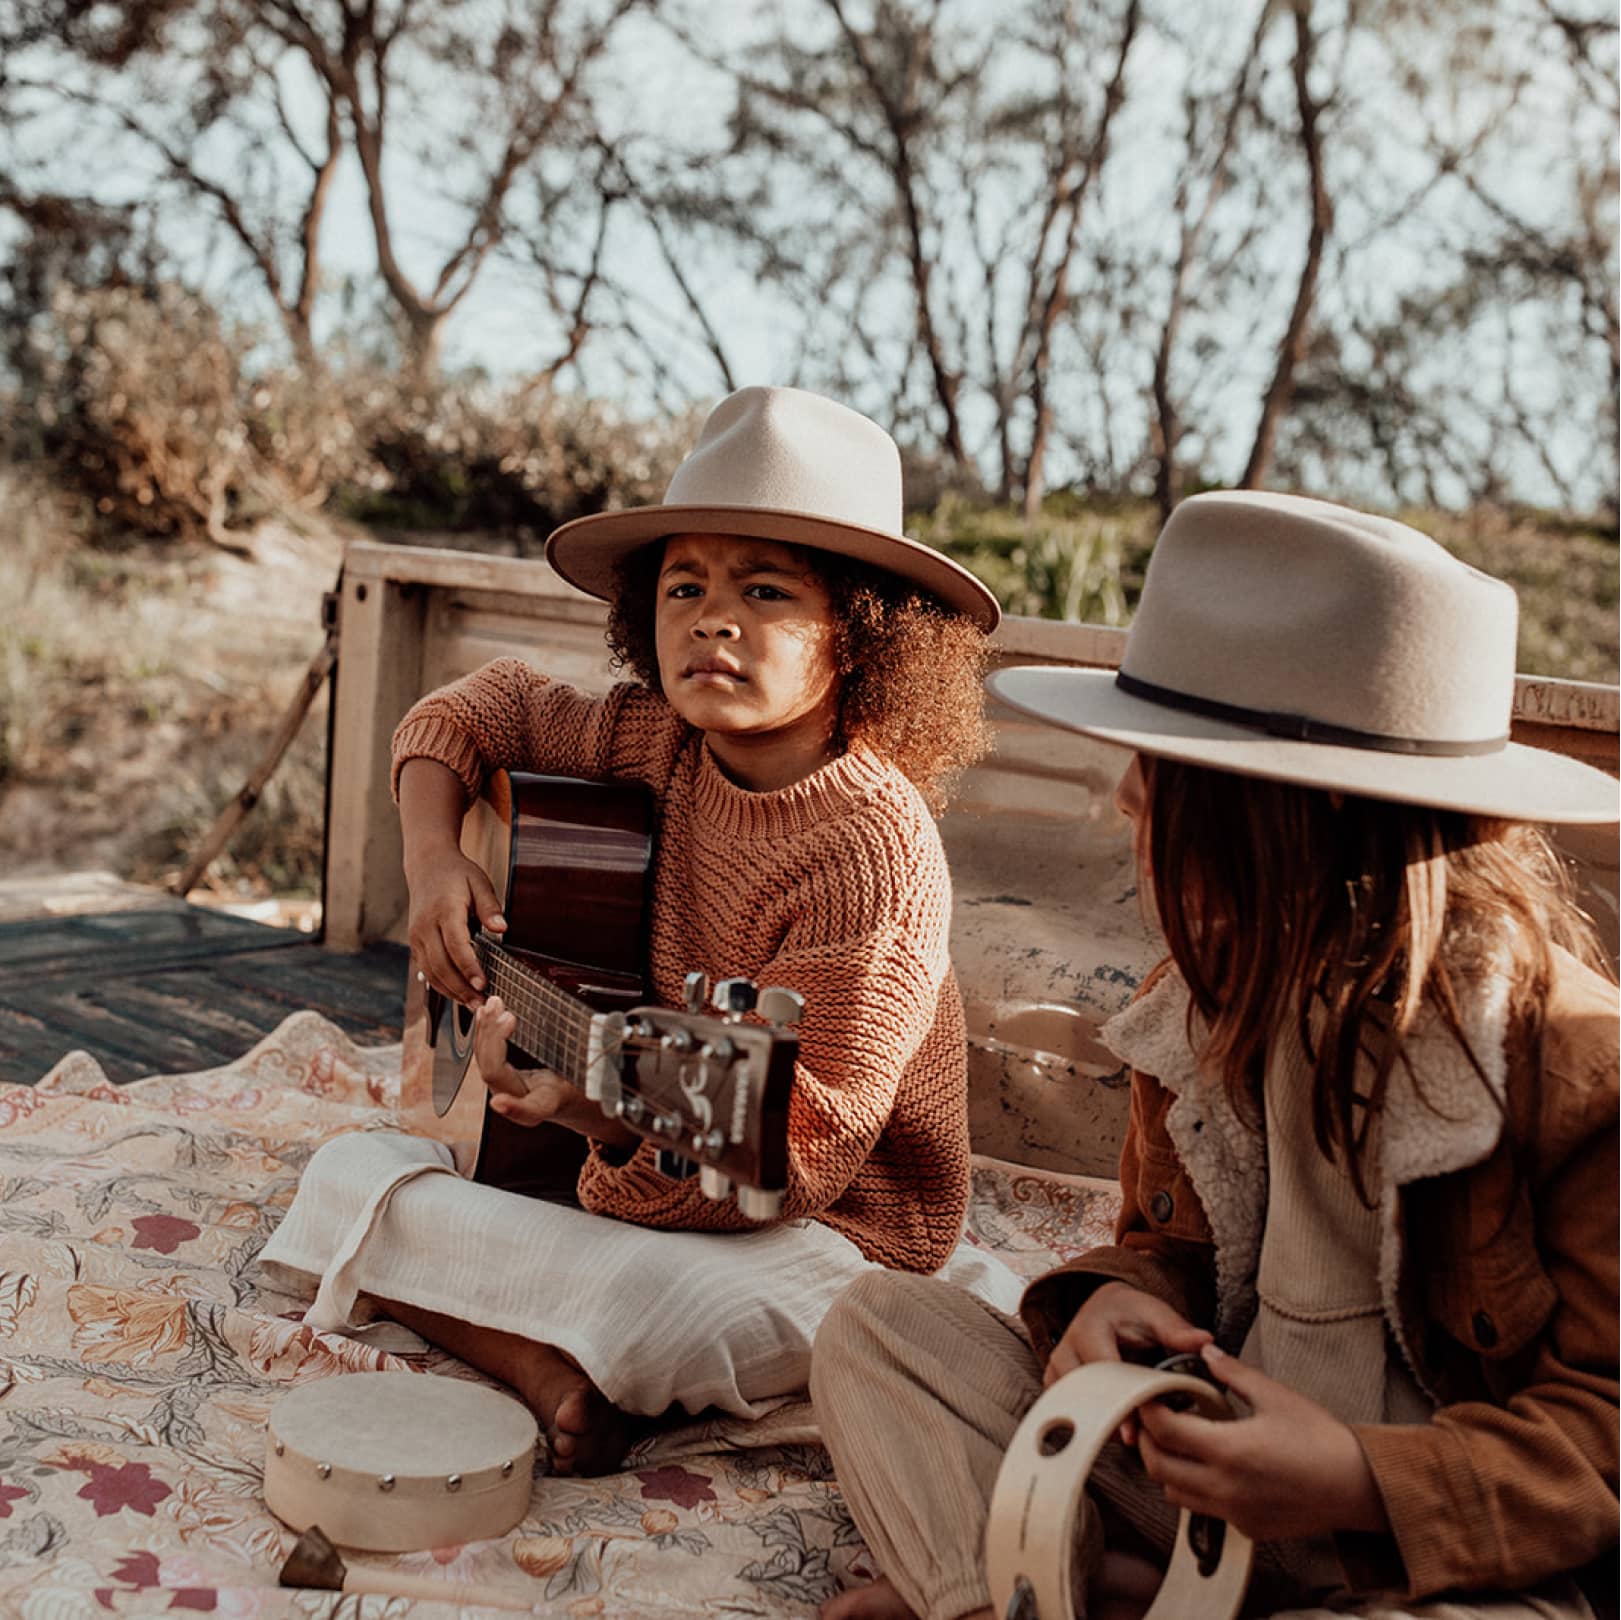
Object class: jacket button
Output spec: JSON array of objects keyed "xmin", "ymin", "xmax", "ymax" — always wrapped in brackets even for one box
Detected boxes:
[
  {"xmin": 1472, "ymin": 1311, "xmax": 1497, "ymax": 1348},
  {"xmin": 1149, "ymin": 1191, "xmax": 1174, "ymax": 1224}
]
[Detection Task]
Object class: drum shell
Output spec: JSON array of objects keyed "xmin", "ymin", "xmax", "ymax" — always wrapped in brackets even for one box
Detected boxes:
[{"xmin": 264, "ymin": 1373, "xmax": 538, "ymax": 1553}]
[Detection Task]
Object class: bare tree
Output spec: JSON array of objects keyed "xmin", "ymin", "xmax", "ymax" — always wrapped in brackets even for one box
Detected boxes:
[
  {"xmin": 5, "ymin": 1, "xmax": 342, "ymax": 364},
  {"xmin": 1147, "ymin": 3, "xmax": 1272, "ymax": 523},
  {"xmin": 1008, "ymin": 0, "xmax": 1141, "ymax": 519},
  {"xmin": 257, "ymin": 0, "xmax": 648, "ymax": 380},
  {"xmin": 1238, "ymin": 0, "xmax": 1332, "ymax": 488},
  {"xmin": 670, "ymin": 0, "xmax": 1143, "ymax": 506},
  {"xmin": 2, "ymin": 0, "xmax": 648, "ymax": 378}
]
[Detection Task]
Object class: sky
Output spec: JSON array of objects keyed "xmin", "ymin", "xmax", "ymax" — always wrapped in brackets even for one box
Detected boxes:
[{"xmin": 5, "ymin": 0, "xmax": 1616, "ymax": 510}]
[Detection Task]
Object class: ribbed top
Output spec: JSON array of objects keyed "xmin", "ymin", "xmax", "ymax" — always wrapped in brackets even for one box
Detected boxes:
[{"xmin": 391, "ymin": 658, "xmax": 971, "ymax": 1272}]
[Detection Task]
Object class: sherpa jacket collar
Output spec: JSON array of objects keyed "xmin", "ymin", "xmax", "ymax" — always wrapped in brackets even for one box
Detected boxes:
[{"xmin": 1100, "ymin": 964, "xmax": 1510, "ymax": 1387}]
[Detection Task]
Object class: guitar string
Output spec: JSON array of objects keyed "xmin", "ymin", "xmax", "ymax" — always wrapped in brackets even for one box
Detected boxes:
[
  {"xmin": 482, "ymin": 946, "xmax": 587, "ymax": 1070},
  {"xmin": 471, "ymin": 940, "xmax": 762, "ymax": 1152},
  {"xmin": 478, "ymin": 944, "xmax": 658, "ymax": 1112}
]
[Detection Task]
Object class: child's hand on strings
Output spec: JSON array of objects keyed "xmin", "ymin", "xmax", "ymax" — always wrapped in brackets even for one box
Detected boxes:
[
  {"xmin": 1047, "ymin": 1281, "xmax": 1212, "ymax": 1443},
  {"xmin": 472, "ymin": 998, "xmax": 639, "ymax": 1148},
  {"xmin": 405, "ymin": 845, "xmax": 507, "ymax": 1008},
  {"xmin": 1135, "ymin": 1343, "xmax": 1390, "ymax": 1542}
]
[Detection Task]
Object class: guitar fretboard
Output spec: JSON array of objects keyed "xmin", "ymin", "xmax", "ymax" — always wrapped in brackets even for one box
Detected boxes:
[{"xmin": 475, "ymin": 938, "xmax": 596, "ymax": 1085}]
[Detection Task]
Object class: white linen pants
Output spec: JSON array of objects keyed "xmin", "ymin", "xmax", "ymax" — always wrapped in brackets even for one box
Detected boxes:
[{"xmin": 259, "ymin": 1130, "xmax": 1022, "ymax": 1420}]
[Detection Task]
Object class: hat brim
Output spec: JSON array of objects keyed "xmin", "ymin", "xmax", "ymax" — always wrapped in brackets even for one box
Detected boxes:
[
  {"xmin": 988, "ymin": 666, "xmax": 1620, "ymax": 826},
  {"xmin": 545, "ymin": 504, "xmax": 1001, "ymax": 632}
]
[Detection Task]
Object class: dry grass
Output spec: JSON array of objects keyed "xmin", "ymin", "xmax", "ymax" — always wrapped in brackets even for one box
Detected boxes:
[{"xmin": 0, "ymin": 469, "xmax": 340, "ymax": 897}]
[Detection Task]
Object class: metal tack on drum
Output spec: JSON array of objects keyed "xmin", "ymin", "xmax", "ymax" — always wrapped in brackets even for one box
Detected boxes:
[{"xmin": 264, "ymin": 1372, "xmax": 538, "ymax": 1553}]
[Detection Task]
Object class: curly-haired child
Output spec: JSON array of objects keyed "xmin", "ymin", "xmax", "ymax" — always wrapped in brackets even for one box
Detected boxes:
[{"xmin": 261, "ymin": 386, "xmax": 1023, "ymax": 1475}]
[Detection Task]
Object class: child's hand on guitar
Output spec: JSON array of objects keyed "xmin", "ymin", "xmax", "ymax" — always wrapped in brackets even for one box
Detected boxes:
[
  {"xmin": 405, "ymin": 845, "xmax": 508, "ymax": 1008},
  {"xmin": 474, "ymin": 999, "xmax": 640, "ymax": 1148}
]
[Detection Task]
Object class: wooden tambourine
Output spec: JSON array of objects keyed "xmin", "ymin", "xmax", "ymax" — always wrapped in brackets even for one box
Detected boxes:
[
  {"xmin": 265, "ymin": 1373, "xmax": 538, "ymax": 1553},
  {"xmin": 986, "ymin": 1360, "xmax": 1254, "ymax": 1620}
]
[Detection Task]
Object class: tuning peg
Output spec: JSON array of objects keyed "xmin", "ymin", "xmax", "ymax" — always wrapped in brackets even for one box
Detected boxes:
[
  {"xmin": 699, "ymin": 1166, "xmax": 732, "ymax": 1201},
  {"xmin": 735, "ymin": 1186, "xmax": 783, "ymax": 1222},
  {"xmin": 713, "ymin": 978, "xmax": 757, "ymax": 1021},
  {"xmin": 757, "ymin": 986, "xmax": 804, "ymax": 1028},
  {"xmin": 699, "ymin": 1036, "xmax": 738, "ymax": 1068},
  {"xmin": 683, "ymin": 971, "xmax": 708, "ymax": 1015}
]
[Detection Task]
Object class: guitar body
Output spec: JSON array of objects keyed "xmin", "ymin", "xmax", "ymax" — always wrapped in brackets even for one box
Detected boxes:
[
  {"xmin": 402, "ymin": 772, "xmax": 654, "ymax": 1197},
  {"xmin": 403, "ymin": 769, "xmax": 797, "ymax": 1213}
]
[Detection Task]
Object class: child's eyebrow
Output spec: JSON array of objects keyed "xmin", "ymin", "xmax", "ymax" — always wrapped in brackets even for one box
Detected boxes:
[
  {"xmin": 730, "ymin": 558, "xmax": 808, "ymax": 580},
  {"xmin": 659, "ymin": 555, "xmax": 811, "ymax": 582}
]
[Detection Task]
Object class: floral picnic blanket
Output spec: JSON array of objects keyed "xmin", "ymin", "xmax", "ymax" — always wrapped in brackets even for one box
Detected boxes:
[{"xmin": 0, "ymin": 1012, "xmax": 1120, "ymax": 1618}]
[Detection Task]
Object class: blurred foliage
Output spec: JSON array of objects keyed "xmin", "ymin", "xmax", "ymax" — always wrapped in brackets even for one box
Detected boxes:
[
  {"xmin": 920, "ymin": 490, "xmax": 1617, "ymax": 683},
  {"xmin": 5, "ymin": 280, "xmax": 693, "ymax": 551},
  {"xmin": 917, "ymin": 494, "xmax": 1152, "ymax": 625}
]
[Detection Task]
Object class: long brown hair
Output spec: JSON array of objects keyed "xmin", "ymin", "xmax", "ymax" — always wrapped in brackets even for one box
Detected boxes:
[
  {"xmin": 605, "ymin": 541, "xmax": 991, "ymax": 812},
  {"xmin": 1139, "ymin": 755, "xmax": 1611, "ymax": 1199}
]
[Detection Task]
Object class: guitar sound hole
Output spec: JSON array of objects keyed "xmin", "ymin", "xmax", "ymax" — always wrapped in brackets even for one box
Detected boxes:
[{"xmin": 449, "ymin": 1001, "xmax": 475, "ymax": 1058}]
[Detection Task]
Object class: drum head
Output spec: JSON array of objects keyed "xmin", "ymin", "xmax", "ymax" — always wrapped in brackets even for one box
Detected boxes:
[{"xmin": 266, "ymin": 1372, "xmax": 539, "ymax": 1552}]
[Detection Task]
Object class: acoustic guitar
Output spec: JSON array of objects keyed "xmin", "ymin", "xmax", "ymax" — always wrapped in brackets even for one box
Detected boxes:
[{"xmin": 401, "ymin": 771, "xmax": 799, "ymax": 1219}]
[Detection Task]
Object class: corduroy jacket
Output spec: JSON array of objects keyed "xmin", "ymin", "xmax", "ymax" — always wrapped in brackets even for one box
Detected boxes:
[{"xmin": 1019, "ymin": 946, "xmax": 1618, "ymax": 1603}]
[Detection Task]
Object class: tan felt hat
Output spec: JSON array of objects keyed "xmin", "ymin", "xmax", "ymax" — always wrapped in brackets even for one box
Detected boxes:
[
  {"xmin": 988, "ymin": 491, "xmax": 1618, "ymax": 824},
  {"xmin": 545, "ymin": 385, "xmax": 1001, "ymax": 631}
]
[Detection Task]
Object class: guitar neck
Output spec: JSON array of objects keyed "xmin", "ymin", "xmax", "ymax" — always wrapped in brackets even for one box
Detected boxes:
[{"xmin": 474, "ymin": 939, "xmax": 597, "ymax": 1086}]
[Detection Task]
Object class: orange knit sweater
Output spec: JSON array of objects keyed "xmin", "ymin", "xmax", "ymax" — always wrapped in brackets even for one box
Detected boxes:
[{"xmin": 391, "ymin": 658, "xmax": 972, "ymax": 1274}]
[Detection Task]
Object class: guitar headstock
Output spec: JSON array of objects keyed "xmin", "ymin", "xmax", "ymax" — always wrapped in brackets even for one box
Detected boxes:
[{"xmin": 590, "ymin": 972, "xmax": 800, "ymax": 1218}]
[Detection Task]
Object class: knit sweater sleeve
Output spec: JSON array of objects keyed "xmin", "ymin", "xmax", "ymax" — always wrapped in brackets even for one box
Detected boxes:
[
  {"xmin": 576, "ymin": 805, "xmax": 957, "ymax": 1238},
  {"xmin": 390, "ymin": 657, "xmax": 687, "ymax": 802}
]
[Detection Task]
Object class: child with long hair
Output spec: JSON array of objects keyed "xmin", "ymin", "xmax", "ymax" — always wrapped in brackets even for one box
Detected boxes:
[
  {"xmin": 260, "ymin": 386, "xmax": 1023, "ymax": 1474},
  {"xmin": 811, "ymin": 491, "xmax": 1618, "ymax": 1620}
]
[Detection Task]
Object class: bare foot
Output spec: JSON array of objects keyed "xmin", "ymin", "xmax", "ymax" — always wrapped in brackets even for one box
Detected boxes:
[
  {"xmin": 368, "ymin": 1299, "xmax": 637, "ymax": 1477},
  {"xmin": 546, "ymin": 1373, "xmax": 636, "ymax": 1477},
  {"xmin": 820, "ymin": 1576, "xmax": 927, "ymax": 1620},
  {"xmin": 511, "ymin": 1344, "xmax": 636, "ymax": 1477}
]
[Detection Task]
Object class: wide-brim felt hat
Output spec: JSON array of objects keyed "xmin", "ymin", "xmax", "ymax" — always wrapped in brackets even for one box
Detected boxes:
[
  {"xmin": 987, "ymin": 491, "xmax": 1618, "ymax": 825},
  {"xmin": 545, "ymin": 386, "xmax": 1001, "ymax": 632}
]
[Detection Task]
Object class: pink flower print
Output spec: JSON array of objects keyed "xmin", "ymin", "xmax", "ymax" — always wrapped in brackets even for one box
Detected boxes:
[
  {"xmin": 63, "ymin": 1455, "xmax": 173, "ymax": 1517},
  {"xmin": 635, "ymin": 1465, "xmax": 716, "ymax": 1509},
  {"xmin": 96, "ymin": 1549, "xmax": 218, "ymax": 1612},
  {"xmin": 0, "ymin": 1480, "xmax": 28, "ymax": 1517},
  {"xmin": 130, "ymin": 1215, "xmax": 201, "ymax": 1255}
]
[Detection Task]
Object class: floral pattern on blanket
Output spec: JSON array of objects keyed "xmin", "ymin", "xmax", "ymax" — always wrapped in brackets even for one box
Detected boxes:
[{"xmin": 0, "ymin": 1013, "xmax": 1120, "ymax": 1617}]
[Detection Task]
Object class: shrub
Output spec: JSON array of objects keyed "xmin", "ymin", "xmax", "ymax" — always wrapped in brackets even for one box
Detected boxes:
[
  {"xmin": 16, "ymin": 282, "xmax": 261, "ymax": 544},
  {"xmin": 332, "ymin": 385, "xmax": 695, "ymax": 545},
  {"xmin": 913, "ymin": 493, "xmax": 1155, "ymax": 625},
  {"xmin": 9, "ymin": 279, "xmax": 697, "ymax": 551}
]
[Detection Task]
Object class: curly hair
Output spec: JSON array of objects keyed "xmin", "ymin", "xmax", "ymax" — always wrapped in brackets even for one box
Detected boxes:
[{"xmin": 603, "ymin": 540, "xmax": 991, "ymax": 812}]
